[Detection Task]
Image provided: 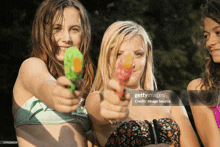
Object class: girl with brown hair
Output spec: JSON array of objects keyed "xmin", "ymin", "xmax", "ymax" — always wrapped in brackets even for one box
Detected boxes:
[
  {"xmin": 187, "ymin": 0, "xmax": 220, "ymax": 146},
  {"xmin": 12, "ymin": 0, "xmax": 94, "ymax": 146}
]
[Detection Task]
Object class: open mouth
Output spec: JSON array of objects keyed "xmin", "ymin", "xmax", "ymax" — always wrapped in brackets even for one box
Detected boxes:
[
  {"xmin": 59, "ymin": 47, "xmax": 70, "ymax": 53},
  {"xmin": 211, "ymin": 49, "xmax": 220, "ymax": 54}
]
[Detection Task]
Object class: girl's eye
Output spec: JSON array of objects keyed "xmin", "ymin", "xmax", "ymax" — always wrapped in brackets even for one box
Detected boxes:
[
  {"xmin": 135, "ymin": 52, "xmax": 144, "ymax": 57},
  {"xmin": 54, "ymin": 27, "xmax": 61, "ymax": 33},
  {"xmin": 203, "ymin": 34, "xmax": 209, "ymax": 40},
  {"xmin": 117, "ymin": 53, "xmax": 122, "ymax": 57},
  {"xmin": 71, "ymin": 27, "xmax": 80, "ymax": 32}
]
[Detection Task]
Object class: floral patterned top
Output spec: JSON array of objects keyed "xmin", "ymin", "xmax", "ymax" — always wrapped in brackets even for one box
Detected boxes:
[{"xmin": 105, "ymin": 117, "xmax": 180, "ymax": 147}]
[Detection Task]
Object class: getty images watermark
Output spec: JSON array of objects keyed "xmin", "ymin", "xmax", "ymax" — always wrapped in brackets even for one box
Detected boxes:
[
  {"xmin": 134, "ymin": 93, "xmax": 170, "ymax": 104},
  {"xmin": 129, "ymin": 90, "xmax": 177, "ymax": 106},
  {"xmin": 0, "ymin": 141, "xmax": 18, "ymax": 144},
  {"xmin": 127, "ymin": 90, "xmax": 220, "ymax": 106}
]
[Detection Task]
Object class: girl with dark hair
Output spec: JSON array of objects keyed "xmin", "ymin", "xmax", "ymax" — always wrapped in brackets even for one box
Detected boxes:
[
  {"xmin": 12, "ymin": 0, "xmax": 94, "ymax": 146},
  {"xmin": 187, "ymin": 0, "xmax": 220, "ymax": 146}
]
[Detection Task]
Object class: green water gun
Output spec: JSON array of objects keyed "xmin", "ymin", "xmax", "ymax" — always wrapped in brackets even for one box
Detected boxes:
[{"xmin": 64, "ymin": 46, "xmax": 84, "ymax": 93}]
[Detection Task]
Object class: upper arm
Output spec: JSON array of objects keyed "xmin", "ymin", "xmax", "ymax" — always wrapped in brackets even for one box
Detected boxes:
[
  {"xmin": 188, "ymin": 79, "xmax": 219, "ymax": 146},
  {"xmin": 187, "ymin": 79, "xmax": 204, "ymax": 106},
  {"xmin": 17, "ymin": 57, "xmax": 55, "ymax": 99},
  {"xmin": 190, "ymin": 106, "xmax": 219, "ymax": 146},
  {"xmin": 171, "ymin": 99, "xmax": 200, "ymax": 147},
  {"xmin": 187, "ymin": 78, "xmax": 202, "ymax": 90}
]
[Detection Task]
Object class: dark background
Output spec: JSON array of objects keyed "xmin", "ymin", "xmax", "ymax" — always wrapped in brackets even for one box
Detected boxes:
[{"xmin": 1, "ymin": 0, "xmax": 207, "ymax": 146}]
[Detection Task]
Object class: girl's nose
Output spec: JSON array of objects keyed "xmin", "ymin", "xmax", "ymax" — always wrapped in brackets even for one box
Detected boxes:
[
  {"xmin": 207, "ymin": 34, "xmax": 219, "ymax": 47},
  {"xmin": 61, "ymin": 31, "xmax": 71, "ymax": 43}
]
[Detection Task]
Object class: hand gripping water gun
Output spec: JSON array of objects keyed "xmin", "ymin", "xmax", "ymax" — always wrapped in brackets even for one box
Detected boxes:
[
  {"xmin": 64, "ymin": 46, "xmax": 83, "ymax": 93},
  {"xmin": 115, "ymin": 54, "xmax": 133, "ymax": 99}
]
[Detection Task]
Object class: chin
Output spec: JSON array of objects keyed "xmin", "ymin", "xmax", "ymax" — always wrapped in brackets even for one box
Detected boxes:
[
  {"xmin": 212, "ymin": 56, "xmax": 220, "ymax": 63},
  {"xmin": 56, "ymin": 56, "xmax": 64, "ymax": 63},
  {"xmin": 126, "ymin": 79, "xmax": 141, "ymax": 89},
  {"xmin": 213, "ymin": 59, "xmax": 220, "ymax": 63}
]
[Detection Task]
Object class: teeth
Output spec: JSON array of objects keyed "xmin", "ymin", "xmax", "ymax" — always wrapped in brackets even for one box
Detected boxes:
[{"xmin": 60, "ymin": 47, "xmax": 67, "ymax": 51}]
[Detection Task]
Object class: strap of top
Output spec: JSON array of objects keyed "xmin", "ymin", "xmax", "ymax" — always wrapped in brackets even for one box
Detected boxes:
[{"xmin": 213, "ymin": 104, "xmax": 220, "ymax": 127}]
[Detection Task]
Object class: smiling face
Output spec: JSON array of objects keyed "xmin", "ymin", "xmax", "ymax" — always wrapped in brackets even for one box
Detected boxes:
[
  {"xmin": 53, "ymin": 7, "xmax": 82, "ymax": 63},
  {"xmin": 204, "ymin": 17, "xmax": 220, "ymax": 63},
  {"xmin": 109, "ymin": 35, "xmax": 147, "ymax": 90}
]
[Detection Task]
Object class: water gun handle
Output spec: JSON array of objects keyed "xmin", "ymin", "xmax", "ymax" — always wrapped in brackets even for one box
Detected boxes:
[
  {"xmin": 115, "ymin": 54, "xmax": 133, "ymax": 99},
  {"xmin": 64, "ymin": 46, "xmax": 84, "ymax": 93}
]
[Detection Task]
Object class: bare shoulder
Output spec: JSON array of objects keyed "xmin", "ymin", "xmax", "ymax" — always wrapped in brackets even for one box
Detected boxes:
[
  {"xmin": 13, "ymin": 58, "xmax": 49, "ymax": 114},
  {"xmin": 18, "ymin": 57, "xmax": 51, "ymax": 81},
  {"xmin": 20, "ymin": 57, "xmax": 47, "ymax": 72},
  {"xmin": 86, "ymin": 91, "xmax": 101, "ymax": 107},
  {"xmin": 187, "ymin": 78, "xmax": 202, "ymax": 90},
  {"xmin": 14, "ymin": 57, "xmax": 52, "ymax": 97}
]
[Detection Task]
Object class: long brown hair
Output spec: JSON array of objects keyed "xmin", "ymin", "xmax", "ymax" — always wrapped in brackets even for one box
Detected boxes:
[
  {"xmin": 194, "ymin": 0, "xmax": 220, "ymax": 106},
  {"xmin": 31, "ymin": 0, "xmax": 94, "ymax": 98},
  {"xmin": 201, "ymin": 0, "xmax": 220, "ymax": 91}
]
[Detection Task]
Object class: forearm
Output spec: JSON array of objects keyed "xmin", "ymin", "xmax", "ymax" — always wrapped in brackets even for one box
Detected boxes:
[
  {"xmin": 37, "ymin": 77, "xmax": 57, "ymax": 109},
  {"xmin": 197, "ymin": 126, "xmax": 219, "ymax": 147},
  {"xmin": 191, "ymin": 106, "xmax": 219, "ymax": 147},
  {"xmin": 86, "ymin": 92, "xmax": 110, "ymax": 125},
  {"xmin": 202, "ymin": 137, "xmax": 219, "ymax": 147},
  {"xmin": 89, "ymin": 108, "xmax": 110, "ymax": 126},
  {"xmin": 171, "ymin": 105, "xmax": 200, "ymax": 147},
  {"xmin": 179, "ymin": 116, "xmax": 200, "ymax": 147}
]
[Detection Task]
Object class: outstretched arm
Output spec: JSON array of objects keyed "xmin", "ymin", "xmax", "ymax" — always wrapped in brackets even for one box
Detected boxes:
[{"xmin": 15, "ymin": 57, "xmax": 82, "ymax": 112}]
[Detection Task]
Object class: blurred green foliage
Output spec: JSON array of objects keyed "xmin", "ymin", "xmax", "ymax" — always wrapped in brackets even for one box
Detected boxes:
[
  {"xmin": 0, "ymin": 1, "xmax": 206, "ymax": 145},
  {"xmin": 1, "ymin": 0, "xmax": 206, "ymax": 90},
  {"xmin": 84, "ymin": 0, "xmax": 206, "ymax": 90}
]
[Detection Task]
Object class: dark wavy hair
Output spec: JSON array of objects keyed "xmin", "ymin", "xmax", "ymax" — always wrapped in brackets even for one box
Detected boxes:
[
  {"xmin": 194, "ymin": 0, "xmax": 220, "ymax": 107},
  {"xmin": 31, "ymin": 0, "xmax": 94, "ymax": 99},
  {"xmin": 201, "ymin": 0, "xmax": 220, "ymax": 91}
]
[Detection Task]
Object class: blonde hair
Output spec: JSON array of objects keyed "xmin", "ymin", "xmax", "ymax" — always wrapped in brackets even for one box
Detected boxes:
[{"xmin": 91, "ymin": 21, "xmax": 157, "ymax": 92}]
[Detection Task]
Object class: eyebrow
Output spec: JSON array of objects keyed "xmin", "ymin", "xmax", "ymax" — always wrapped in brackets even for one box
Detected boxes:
[
  {"xmin": 53, "ymin": 24, "xmax": 81, "ymax": 28},
  {"xmin": 203, "ymin": 26, "xmax": 220, "ymax": 33},
  {"xmin": 53, "ymin": 24, "xmax": 62, "ymax": 26},
  {"xmin": 71, "ymin": 25, "xmax": 81, "ymax": 28},
  {"xmin": 118, "ymin": 48, "xmax": 145, "ymax": 53},
  {"xmin": 134, "ymin": 48, "xmax": 145, "ymax": 52}
]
